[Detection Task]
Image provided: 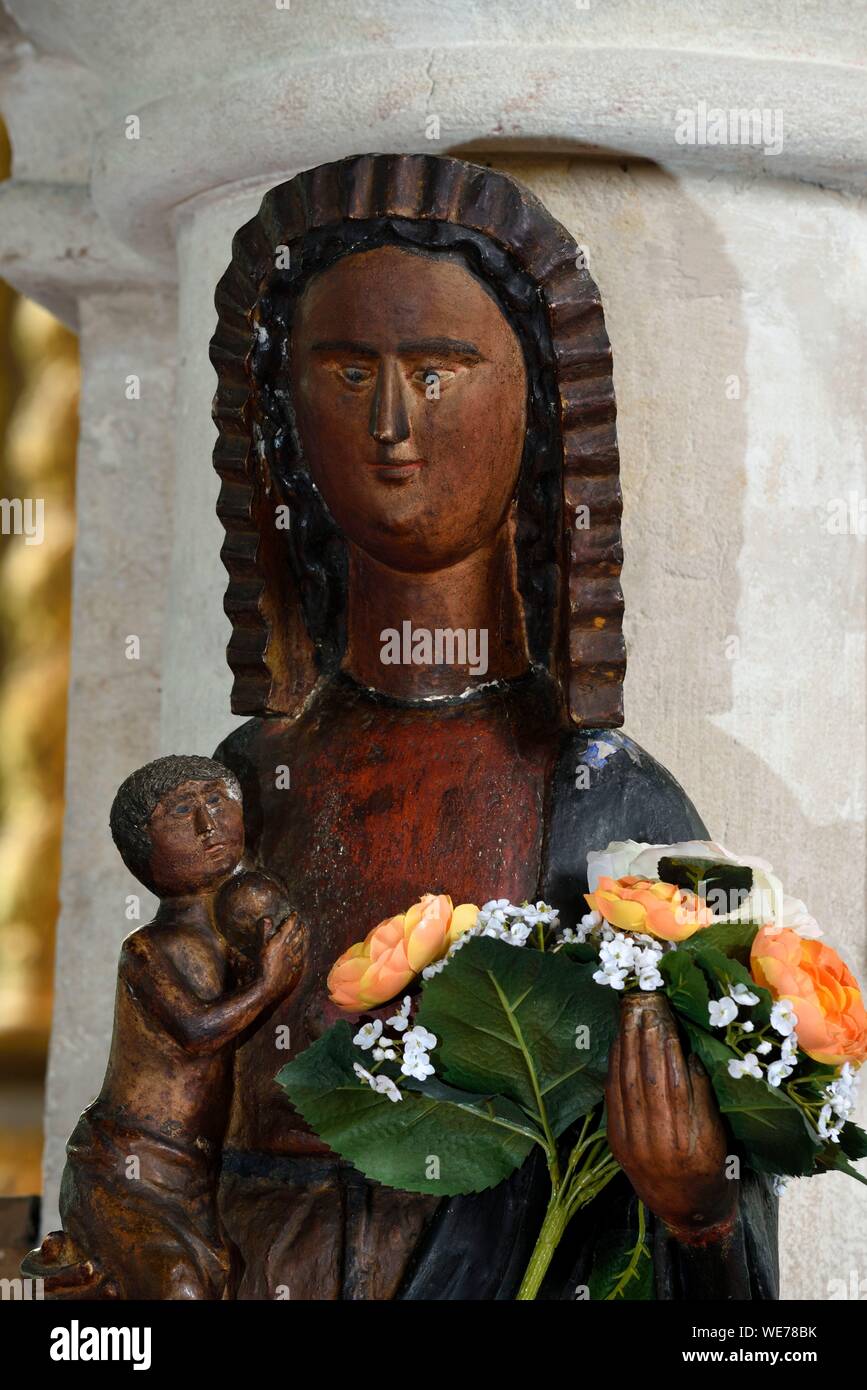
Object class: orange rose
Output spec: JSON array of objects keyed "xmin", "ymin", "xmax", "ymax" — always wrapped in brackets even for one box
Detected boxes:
[
  {"xmin": 750, "ymin": 926, "xmax": 867, "ymax": 1066},
  {"xmin": 327, "ymin": 894, "xmax": 479, "ymax": 1010},
  {"xmin": 584, "ymin": 875, "xmax": 714, "ymax": 943}
]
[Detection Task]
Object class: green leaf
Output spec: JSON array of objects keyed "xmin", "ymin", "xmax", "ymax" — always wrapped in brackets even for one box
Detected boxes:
[
  {"xmin": 658, "ymin": 856, "xmax": 753, "ymax": 910},
  {"xmin": 557, "ymin": 941, "xmax": 598, "ymax": 966},
  {"xmin": 418, "ymin": 937, "xmax": 619, "ymax": 1139},
  {"xmin": 660, "ymin": 950, "xmax": 710, "ymax": 1027},
  {"xmin": 710, "ymin": 1064, "xmax": 822, "ymax": 1177},
  {"xmin": 681, "ymin": 919, "xmax": 761, "ymax": 964},
  {"xmin": 681, "ymin": 1018, "xmax": 738, "ymax": 1075},
  {"xmin": 839, "ymin": 1122, "xmax": 867, "ymax": 1161},
  {"xmin": 276, "ymin": 1021, "xmax": 538, "ymax": 1195},
  {"xmin": 692, "ymin": 945, "xmax": 772, "ymax": 1027},
  {"xmin": 588, "ymin": 1224, "xmax": 654, "ymax": 1301},
  {"xmin": 817, "ymin": 1144, "xmax": 867, "ymax": 1187}
]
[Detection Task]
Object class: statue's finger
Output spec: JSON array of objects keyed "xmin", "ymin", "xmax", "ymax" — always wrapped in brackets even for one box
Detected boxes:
[
  {"xmin": 620, "ymin": 1001, "xmax": 646, "ymax": 1119},
  {"xmin": 687, "ymin": 1053, "xmax": 717, "ymax": 1122},
  {"xmin": 635, "ymin": 1007, "xmax": 675, "ymax": 1162},
  {"xmin": 665, "ymin": 1033, "xmax": 691, "ymax": 1152}
]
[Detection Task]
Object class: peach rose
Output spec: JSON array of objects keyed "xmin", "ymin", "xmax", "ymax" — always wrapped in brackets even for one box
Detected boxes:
[
  {"xmin": 327, "ymin": 893, "xmax": 479, "ymax": 1010},
  {"xmin": 584, "ymin": 875, "xmax": 714, "ymax": 943},
  {"xmin": 750, "ymin": 926, "xmax": 867, "ymax": 1066}
]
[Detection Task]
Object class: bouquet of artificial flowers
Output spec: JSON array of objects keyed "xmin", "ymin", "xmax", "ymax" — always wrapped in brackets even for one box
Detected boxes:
[{"xmin": 278, "ymin": 841, "xmax": 867, "ymax": 1299}]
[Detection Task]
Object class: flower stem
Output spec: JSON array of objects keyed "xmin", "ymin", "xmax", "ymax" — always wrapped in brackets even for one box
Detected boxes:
[
  {"xmin": 516, "ymin": 1191, "xmax": 571, "ymax": 1300},
  {"xmin": 516, "ymin": 1129, "xmax": 620, "ymax": 1300}
]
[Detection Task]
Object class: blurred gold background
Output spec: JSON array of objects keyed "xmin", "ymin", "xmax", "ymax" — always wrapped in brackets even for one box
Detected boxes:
[{"xmin": 0, "ymin": 117, "xmax": 78, "ymax": 1198}]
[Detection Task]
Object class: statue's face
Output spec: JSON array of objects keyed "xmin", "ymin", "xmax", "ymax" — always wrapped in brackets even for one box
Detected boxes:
[
  {"xmin": 290, "ymin": 245, "xmax": 527, "ymax": 570},
  {"xmin": 146, "ymin": 778, "xmax": 244, "ymax": 897}
]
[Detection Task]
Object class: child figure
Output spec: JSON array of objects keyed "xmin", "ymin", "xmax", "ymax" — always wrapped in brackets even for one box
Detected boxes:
[{"xmin": 23, "ymin": 754, "xmax": 304, "ymax": 1300}]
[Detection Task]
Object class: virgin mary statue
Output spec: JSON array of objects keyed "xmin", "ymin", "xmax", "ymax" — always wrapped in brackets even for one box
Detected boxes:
[{"xmin": 209, "ymin": 152, "xmax": 779, "ymax": 1300}]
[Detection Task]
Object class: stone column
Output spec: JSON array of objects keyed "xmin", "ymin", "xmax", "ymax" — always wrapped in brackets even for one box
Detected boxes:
[
  {"xmin": 0, "ymin": 0, "xmax": 863, "ymax": 1294},
  {"xmin": 0, "ymin": 20, "xmax": 178, "ymax": 1231}
]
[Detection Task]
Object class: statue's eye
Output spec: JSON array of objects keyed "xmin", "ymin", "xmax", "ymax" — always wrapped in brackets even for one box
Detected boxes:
[
  {"xmin": 338, "ymin": 365, "xmax": 371, "ymax": 386},
  {"xmin": 172, "ymin": 802, "xmax": 192, "ymax": 817},
  {"xmin": 206, "ymin": 793, "xmax": 222, "ymax": 808}
]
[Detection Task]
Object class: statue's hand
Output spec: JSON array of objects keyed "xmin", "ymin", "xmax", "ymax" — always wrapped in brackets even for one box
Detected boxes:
[
  {"xmin": 260, "ymin": 911, "xmax": 305, "ymax": 999},
  {"xmin": 605, "ymin": 991, "xmax": 737, "ymax": 1244}
]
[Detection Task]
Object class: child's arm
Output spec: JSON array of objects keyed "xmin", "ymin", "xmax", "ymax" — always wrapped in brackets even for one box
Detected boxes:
[{"xmin": 121, "ymin": 914, "xmax": 303, "ymax": 1056}]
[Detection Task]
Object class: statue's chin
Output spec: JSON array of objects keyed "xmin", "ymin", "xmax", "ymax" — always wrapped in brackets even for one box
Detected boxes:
[{"xmin": 349, "ymin": 526, "xmax": 484, "ymax": 576}]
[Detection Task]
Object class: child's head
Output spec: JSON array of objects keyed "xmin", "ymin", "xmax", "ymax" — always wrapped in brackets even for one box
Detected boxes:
[
  {"xmin": 216, "ymin": 871, "xmax": 291, "ymax": 954},
  {"xmin": 110, "ymin": 755, "xmax": 244, "ymax": 896}
]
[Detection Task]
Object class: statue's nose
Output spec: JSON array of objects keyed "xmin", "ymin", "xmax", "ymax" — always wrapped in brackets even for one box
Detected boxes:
[{"xmin": 369, "ymin": 359, "xmax": 410, "ymax": 445}]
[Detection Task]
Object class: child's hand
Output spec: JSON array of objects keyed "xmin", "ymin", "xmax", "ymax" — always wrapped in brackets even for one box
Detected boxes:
[{"xmin": 260, "ymin": 911, "xmax": 305, "ymax": 998}]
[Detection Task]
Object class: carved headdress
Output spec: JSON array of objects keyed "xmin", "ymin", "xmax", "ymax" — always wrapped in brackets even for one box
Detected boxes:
[{"xmin": 211, "ymin": 153, "xmax": 624, "ymax": 727}]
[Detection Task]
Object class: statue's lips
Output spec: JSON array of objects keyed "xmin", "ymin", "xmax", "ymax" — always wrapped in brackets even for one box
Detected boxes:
[{"xmin": 368, "ymin": 458, "xmax": 424, "ymax": 480}]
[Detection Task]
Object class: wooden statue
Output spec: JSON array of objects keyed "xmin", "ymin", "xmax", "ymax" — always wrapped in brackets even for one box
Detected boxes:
[
  {"xmin": 29, "ymin": 154, "xmax": 778, "ymax": 1300},
  {"xmin": 208, "ymin": 154, "xmax": 778, "ymax": 1299},
  {"xmin": 24, "ymin": 755, "xmax": 304, "ymax": 1299}
]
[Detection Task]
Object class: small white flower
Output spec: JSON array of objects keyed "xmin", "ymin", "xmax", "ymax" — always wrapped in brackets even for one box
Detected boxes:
[
  {"xmin": 405, "ymin": 1024, "xmax": 437, "ymax": 1052},
  {"xmin": 780, "ymin": 1033, "xmax": 799, "ymax": 1061},
  {"xmin": 824, "ymin": 1064, "xmax": 860, "ymax": 1123},
  {"xmin": 727, "ymin": 1052, "xmax": 763, "ymax": 1080},
  {"xmin": 828, "ymin": 1090, "xmax": 853, "ymax": 1120},
  {"xmin": 353, "ymin": 1062, "xmax": 376, "ymax": 1088},
  {"xmin": 523, "ymin": 902, "xmax": 559, "ymax": 927},
  {"xmin": 741, "ymin": 1021, "xmax": 755, "ymax": 1033},
  {"xmin": 353, "ymin": 1020, "xmax": 383, "ymax": 1051},
  {"xmin": 386, "ymin": 996, "xmax": 412, "ymax": 1033},
  {"xmin": 581, "ymin": 909, "xmax": 603, "ymax": 930},
  {"xmin": 818, "ymin": 1103, "xmax": 841, "ymax": 1142},
  {"xmin": 478, "ymin": 899, "xmax": 512, "ymax": 930},
  {"xmin": 633, "ymin": 945, "xmax": 663, "ymax": 972},
  {"xmin": 708, "ymin": 997, "xmax": 738, "ymax": 1028},
  {"xmin": 770, "ymin": 1000, "xmax": 798, "ymax": 1036},
  {"xmin": 730, "ymin": 983, "xmax": 760, "ymax": 1007},
  {"xmin": 422, "ymin": 960, "xmax": 446, "ymax": 980},
  {"xmin": 401, "ymin": 1050, "xmax": 435, "ymax": 1081},
  {"xmin": 600, "ymin": 938, "xmax": 634, "ymax": 970},
  {"xmin": 507, "ymin": 922, "xmax": 533, "ymax": 946},
  {"xmin": 756, "ymin": 1041, "xmax": 773, "ymax": 1055},
  {"xmin": 593, "ymin": 967, "xmax": 627, "ymax": 990},
  {"xmin": 767, "ymin": 1059, "xmax": 793, "ymax": 1087},
  {"xmin": 372, "ymin": 1046, "xmax": 398, "ymax": 1061},
  {"xmin": 637, "ymin": 967, "xmax": 664, "ymax": 991},
  {"xmin": 373, "ymin": 1074, "xmax": 403, "ymax": 1103}
]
